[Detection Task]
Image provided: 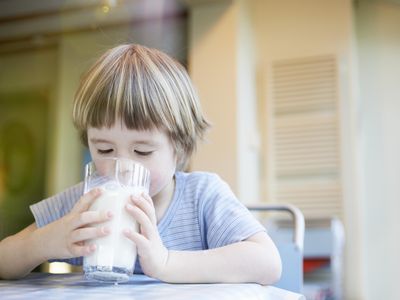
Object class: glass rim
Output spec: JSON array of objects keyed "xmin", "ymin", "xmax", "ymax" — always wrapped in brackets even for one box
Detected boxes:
[
  {"xmin": 87, "ymin": 157, "xmax": 147, "ymax": 169},
  {"xmin": 84, "ymin": 157, "xmax": 150, "ymax": 193}
]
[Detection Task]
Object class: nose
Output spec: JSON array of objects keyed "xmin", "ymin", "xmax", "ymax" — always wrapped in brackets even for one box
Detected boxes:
[{"xmin": 114, "ymin": 149, "xmax": 131, "ymax": 160}]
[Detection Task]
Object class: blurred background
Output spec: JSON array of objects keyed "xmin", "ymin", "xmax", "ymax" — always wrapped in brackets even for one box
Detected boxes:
[{"xmin": 0, "ymin": 0, "xmax": 399, "ymax": 299}]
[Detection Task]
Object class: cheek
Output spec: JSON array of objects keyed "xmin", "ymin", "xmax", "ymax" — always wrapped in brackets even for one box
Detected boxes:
[
  {"xmin": 148, "ymin": 171, "xmax": 167, "ymax": 197},
  {"xmin": 147, "ymin": 160, "xmax": 176, "ymax": 197},
  {"xmin": 148, "ymin": 173, "xmax": 162, "ymax": 197}
]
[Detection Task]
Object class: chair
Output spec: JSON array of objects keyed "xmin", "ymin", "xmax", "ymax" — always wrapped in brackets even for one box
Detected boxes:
[
  {"xmin": 247, "ymin": 204, "xmax": 305, "ymax": 293},
  {"xmin": 302, "ymin": 217, "xmax": 345, "ymax": 300}
]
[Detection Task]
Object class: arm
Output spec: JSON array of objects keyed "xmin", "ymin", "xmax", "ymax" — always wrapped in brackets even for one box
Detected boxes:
[
  {"xmin": 160, "ymin": 232, "xmax": 281, "ymax": 285},
  {"xmin": 124, "ymin": 193, "xmax": 282, "ymax": 285},
  {"xmin": 0, "ymin": 189, "xmax": 111, "ymax": 280},
  {"xmin": 0, "ymin": 223, "xmax": 45, "ymax": 279}
]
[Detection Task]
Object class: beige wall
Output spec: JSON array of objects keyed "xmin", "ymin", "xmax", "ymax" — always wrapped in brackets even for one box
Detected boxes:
[
  {"xmin": 189, "ymin": 0, "xmax": 261, "ymax": 204},
  {"xmin": 189, "ymin": 1, "xmax": 238, "ymax": 186},
  {"xmin": 356, "ymin": 1, "xmax": 400, "ymax": 299}
]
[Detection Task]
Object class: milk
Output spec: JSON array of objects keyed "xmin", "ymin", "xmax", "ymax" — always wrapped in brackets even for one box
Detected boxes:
[{"xmin": 83, "ymin": 183, "xmax": 145, "ymax": 282}]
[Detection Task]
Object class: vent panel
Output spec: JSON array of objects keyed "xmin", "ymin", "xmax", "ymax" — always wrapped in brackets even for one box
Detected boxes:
[{"xmin": 269, "ymin": 56, "xmax": 342, "ymax": 219}]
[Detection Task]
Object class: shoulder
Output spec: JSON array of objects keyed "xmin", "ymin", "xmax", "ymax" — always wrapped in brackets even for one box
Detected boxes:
[
  {"xmin": 30, "ymin": 182, "xmax": 84, "ymax": 227},
  {"xmin": 45, "ymin": 182, "xmax": 84, "ymax": 207},
  {"xmin": 175, "ymin": 171, "xmax": 235, "ymax": 207},
  {"xmin": 176, "ymin": 171, "xmax": 230, "ymax": 193}
]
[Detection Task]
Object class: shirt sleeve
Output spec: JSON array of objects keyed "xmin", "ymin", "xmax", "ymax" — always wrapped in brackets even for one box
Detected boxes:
[
  {"xmin": 29, "ymin": 182, "xmax": 84, "ymax": 265},
  {"xmin": 200, "ymin": 174, "xmax": 266, "ymax": 249},
  {"xmin": 30, "ymin": 182, "xmax": 84, "ymax": 228}
]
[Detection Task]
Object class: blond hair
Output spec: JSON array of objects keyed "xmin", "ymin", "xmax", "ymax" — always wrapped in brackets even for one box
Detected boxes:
[{"xmin": 72, "ymin": 44, "xmax": 210, "ymax": 170}]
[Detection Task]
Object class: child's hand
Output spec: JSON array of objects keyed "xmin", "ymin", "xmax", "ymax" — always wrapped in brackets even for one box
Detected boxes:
[
  {"xmin": 123, "ymin": 193, "xmax": 169, "ymax": 279},
  {"xmin": 40, "ymin": 188, "xmax": 112, "ymax": 260}
]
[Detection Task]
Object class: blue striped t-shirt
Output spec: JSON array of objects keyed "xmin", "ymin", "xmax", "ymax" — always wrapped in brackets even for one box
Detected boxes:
[{"xmin": 30, "ymin": 171, "xmax": 265, "ymax": 273}]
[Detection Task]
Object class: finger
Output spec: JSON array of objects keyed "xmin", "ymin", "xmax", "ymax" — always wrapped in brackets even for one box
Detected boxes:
[
  {"xmin": 70, "ymin": 243, "xmax": 97, "ymax": 257},
  {"xmin": 125, "ymin": 203, "xmax": 155, "ymax": 239},
  {"xmin": 141, "ymin": 193, "xmax": 157, "ymax": 225},
  {"xmin": 141, "ymin": 192, "xmax": 154, "ymax": 206},
  {"xmin": 123, "ymin": 229, "xmax": 149, "ymax": 255},
  {"xmin": 73, "ymin": 210, "xmax": 113, "ymax": 228},
  {"xmin": 130, "ymin": 194, "xmax": 156, "ymax": 226},
  {"xmin": 72, "ymin": 188, "xmax": 102, "ymax": 213},
  {"xmin": 69, "ymin": 226, "xmax": 110, "ymax": 243}
]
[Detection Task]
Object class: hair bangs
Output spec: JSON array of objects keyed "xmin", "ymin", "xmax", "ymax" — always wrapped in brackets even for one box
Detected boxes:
[{"xmin": 75, "ymin": 49, "xmax": 171, "ymax": 133}]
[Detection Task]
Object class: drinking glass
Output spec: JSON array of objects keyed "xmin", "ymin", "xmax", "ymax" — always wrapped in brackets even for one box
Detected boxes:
[{"xmin": 83, "ymin": 157, "xmax": 150, "ymax": 283}]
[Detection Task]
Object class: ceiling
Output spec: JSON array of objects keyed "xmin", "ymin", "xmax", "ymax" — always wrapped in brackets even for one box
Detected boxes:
[{"xmin": 0, "ymin": 0, "xmax": 187, "ymax": 54}]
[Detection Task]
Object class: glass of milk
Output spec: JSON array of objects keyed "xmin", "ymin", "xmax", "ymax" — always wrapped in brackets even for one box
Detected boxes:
[{"xmin": 83, "ymin": 157, "xmax": 150, "ymax": 283}]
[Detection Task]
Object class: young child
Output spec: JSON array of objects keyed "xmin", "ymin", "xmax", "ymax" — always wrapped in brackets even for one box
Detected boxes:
[{"xmin": 0, "ymin": 44, "xmax": 281, "ymax": 284}]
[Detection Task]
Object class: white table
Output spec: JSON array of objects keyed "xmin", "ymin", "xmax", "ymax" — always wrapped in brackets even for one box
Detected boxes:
[{"xmin": 0, "ymin": 272, "xmax": 305, "ymax": 300}]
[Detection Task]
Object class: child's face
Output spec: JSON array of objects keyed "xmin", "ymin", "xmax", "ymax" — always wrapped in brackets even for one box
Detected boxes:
[{"xmin": 87, "ymin": 122, "xmax": 177, "ymax": 201}]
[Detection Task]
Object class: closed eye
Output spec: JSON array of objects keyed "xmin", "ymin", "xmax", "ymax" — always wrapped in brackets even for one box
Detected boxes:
[
  {"xmin": 135, "ymin": 150, "xmax": 153, "ymax": 156},
  {"xmin": 97, "ymin": 149, "xmax": 113, "ymax": 154}
]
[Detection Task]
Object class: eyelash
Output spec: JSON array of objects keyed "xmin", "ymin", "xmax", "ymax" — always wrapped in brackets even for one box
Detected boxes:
[
  {"xmin": 96, "ymin": 149, "xmax": 153, "ymax": 156},
  {"xmin": 135, "ymin": 150, "xmax": 153, "ymax": 156},
  {"xmin": 97, "ymin": 149, "xmax": 113, "ymax": 155}
]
